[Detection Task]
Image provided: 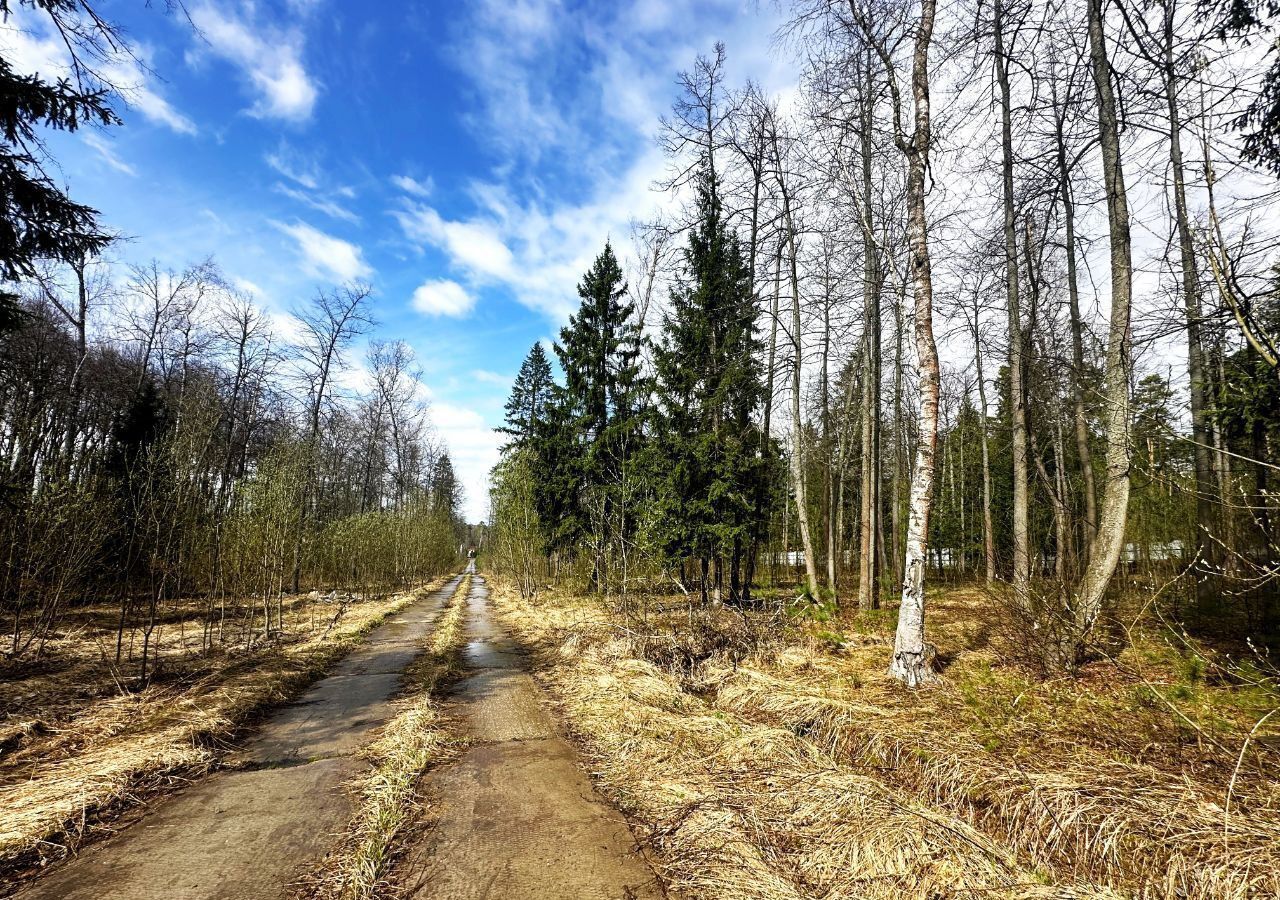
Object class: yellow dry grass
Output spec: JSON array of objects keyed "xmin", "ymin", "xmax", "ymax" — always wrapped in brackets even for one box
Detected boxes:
[
  {"xmin": 492, "ymin": 581, "xmax": 1280, "ymax": 900},
  {"xmin": 0, "ymin": 576, "xmax": 453, "ymax": 872},
  {"xmin": 311, "ymin": 574, "xmax": 471, "ymax": 900}
]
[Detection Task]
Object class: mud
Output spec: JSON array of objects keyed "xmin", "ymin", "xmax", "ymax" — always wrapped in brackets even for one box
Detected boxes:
[
  {"xmin": 14, "ymin": 576, "xmax": 465, "ymax": 900},
  {"xmin": 404, "ymin": 577, "xmax": 663, "ymax": 900}
]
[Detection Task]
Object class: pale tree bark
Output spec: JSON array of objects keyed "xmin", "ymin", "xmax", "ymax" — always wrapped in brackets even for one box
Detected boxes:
[
  {"xmin": 885, "ymin": 0, "xmax": 940, "ymax": 687},
  {"xmin": 1067, "ymin": 0, "xmax": 1134, "ymax": 666}
]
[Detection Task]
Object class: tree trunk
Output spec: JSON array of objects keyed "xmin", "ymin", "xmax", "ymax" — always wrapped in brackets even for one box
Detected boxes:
[
  {"xmin": 785, "ymin": 210, "xmax": 822, "ymax": 598},
  {"xmin": 970, "ymin": 310, "xmax": 997, "ymax": 584},
  {"xmin": 889, "ymin": 0, "xmax": 940, "ymax": 688},
  {"xmin": 857, "ymin": 80, "xmax": 883, "ymax": 610},
  {"xmin": 1162, "ymin": 1, "xmax": 1214, "ymax": 598},
  {"xmin": 1052, "ymin": 79, "xmax": 1099, "ymax": 558},
  {"xmin": 995, "ymin": 0, "xmax": 1031, "ymax": 609},
  {"xmin": 1066, "ymin": 0, "xmax": 1134, "ymax": 667}
]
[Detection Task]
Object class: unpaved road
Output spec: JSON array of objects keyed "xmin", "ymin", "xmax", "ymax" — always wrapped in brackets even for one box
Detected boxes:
[
  {"xmin": 15, "ymin": 574, "xmax": 663, "ymax": 900},
  {"xmin": 16, "ymin": 576, "xmax": 466, "ymax": 900},
  {"xmin": 403, "ymin": 576, "xmax": 663, "ymax": 900}
]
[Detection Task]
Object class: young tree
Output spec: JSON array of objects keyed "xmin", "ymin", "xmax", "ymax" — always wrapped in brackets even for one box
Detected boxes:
[
  {"xmin": 501, "ymin": 342, "xmax": 554, "ymax": 445},
  {"xmin": 543, "ymin": 242, "xmax": 645, "ymax": 593}
]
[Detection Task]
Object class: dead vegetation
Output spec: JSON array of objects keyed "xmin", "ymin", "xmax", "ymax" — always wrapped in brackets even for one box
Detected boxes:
[
  {"xmin": 492, "ymin": 580, "xmax": 1280, "ymax": 900},
  {"xmin": 0, "ymin": 576, "xmax": 453, "ymax": 877},
  {"xmin": 306, "ymin": 574, "xmax": 471, "ymax": 900}
]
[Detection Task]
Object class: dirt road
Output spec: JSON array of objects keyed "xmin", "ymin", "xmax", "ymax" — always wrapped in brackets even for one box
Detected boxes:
[
  {"xmin": 15, "ymin": 574, "xmax": 663, "ymax": 899},
  {"xmin": 15, "ymin": 576, "xmax": 466, "ymax": 900},
  {"xmin": 403, "ymin": 576, "xmax": 663, "ymax": 900}
]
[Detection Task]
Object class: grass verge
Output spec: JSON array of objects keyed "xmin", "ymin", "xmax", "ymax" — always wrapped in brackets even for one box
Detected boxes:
[
  {"xmin": 0, "ymin": 575, "xmax": 456, "ymax": 880},
  {"xmin": 308, "ymin": 574, "xmax": 471, "ymax": 900},
  {"xmin": 491, "ymin": 580, "xmax": 1279, "ymax": 900}
]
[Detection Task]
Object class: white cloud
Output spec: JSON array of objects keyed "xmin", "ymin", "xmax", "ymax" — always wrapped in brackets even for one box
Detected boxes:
[
  {"xmin": 411, "ymin": 279, "xmax": 476, "ymax": 317},
  {"xmin": 394, "ymin": 149, "xmax": 666, "ymax": 320},
  {"xmin": 0, "ymin": 14, "xmax": 195, "ymax": 135},
  {"xmin": 104, "ymin": 52, "xmax": 198, "ymax": 135},
  {"xmin": 266, "ymin": 144, "xmax": 321, "ymax": 188},
  {"xmin": 189, "ymin": 3, "xmax": 318, "ymax": 122},
  {"xmin": 397, "ymin": 204, "xmax": 517, "ymax": 282},
  {"xmin": 82, "ymin": 132, "xmax": 137, "ymax": 176},
  {"xmin": 430, "ymin": 400, "xmax": 501, "ymax": 522},
  {"xmin": 232, "ymin": 277, "xmax": 263, "ymax": 296},
  {"xmin": 470, "ymin": 368, "xmax": 511, "ymax": 386},
  {"xmin": 275, "ymin": 183, "xmax": 360, "ymax": 223},
  {"xmin": 273, "ymin": 221, "xmax": 372, "ymax": 282},
  {"xmin": 391, "ymin": 174, "xmax": 435, "ymax": 197},
  {"xmin": 412, "ymin": 0, "xmax": 796, "ymax": 322}
]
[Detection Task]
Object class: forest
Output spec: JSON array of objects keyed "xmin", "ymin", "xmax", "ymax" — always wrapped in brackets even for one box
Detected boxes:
[
  {"xmin": 478, "ymin": 0, "xmax": 1280, "ymax": 894},
  {"xmin": 2, "ymin": 0, "xmax": 1280, "ymax": 897},
  {"xmin": 488, "ymin": 0, "xmax": 1280, "ymax": 683}
]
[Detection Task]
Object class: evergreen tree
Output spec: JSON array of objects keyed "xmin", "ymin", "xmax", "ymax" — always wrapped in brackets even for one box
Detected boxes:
[
  {"xmin": 500, "ymin": 342, "xmax": 554, "ymax": 445},
  {"xmin": 0, "ymin": 2, "xmax": 124, "ymax": 331},
  {"xmin": 429, "ymin": 453, "xmax": 461, "ymax": 520},
  {"xmin": 539, "ymin": 242, "xmax": 645, "ymax": 592},
  {"xmin": 649, "ymin": 163, "xmax": 771, "ymax": 603}
]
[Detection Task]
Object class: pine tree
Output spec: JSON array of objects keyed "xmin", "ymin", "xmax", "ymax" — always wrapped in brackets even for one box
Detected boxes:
[
  {"xmin": 649, "ymin": 163, "xmax": 771, "ymax": 604},
  {"xmin": 429, "ymin": 453, "xmax": 460, "ymax": 520},
  {"xmin": 500, "ymin": 342, "xmax": 554, "ymax": 445}
]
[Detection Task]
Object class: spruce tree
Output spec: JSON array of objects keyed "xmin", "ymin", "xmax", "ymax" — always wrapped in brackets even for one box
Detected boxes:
[
  {"xmin": 541, "ymin": 242, "xmax": 645, "ymax": 592},
  {"xmin": 650, "ymin": 162, "xmax": 771, "ymax": 604},
  {"xmin": 0, "ymin": 2, "xmax": 124, "ymax": 330},
  {"xmin": 500, "ymin": 342, "xmax": 554, "ymax": 445}
]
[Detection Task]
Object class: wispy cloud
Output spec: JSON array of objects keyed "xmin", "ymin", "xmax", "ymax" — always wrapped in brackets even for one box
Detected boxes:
[
  {"xmin": 188, "ymin": 3, "xmax": 318, "ymax": 122},
  {"xmin": 391, "ymin": 174, "xmax": 434, "ymax": 197},
  {"xmin": 82, "ymin": 132, "xmax": 137, "ymax": 176},
  {"xmin": 275, "ymin": 182, "xmax": 359, "ymax": 223},
  {"xmin": 273, "ymin": 221, "xmax": 372, "ymax": 282},
  {"xmin": 266, "ymin": 143, "xmax": 321, "ymax": 188},
  {"xmin": 470, "ymin": 368, "xmax": 511, "ymax": 386},
  {"xmin": 0, "ymin": 13, "xmax": 195, "ymax": 135},
  {"xmin": 419, "ymin": 0, "xmax": 793, "ymax": 322},
  {"xmin": 411, "ymin": 279, "xmax": 475, "ymax": 317}
]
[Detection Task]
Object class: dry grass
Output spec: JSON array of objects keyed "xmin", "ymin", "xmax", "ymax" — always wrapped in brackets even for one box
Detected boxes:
[
  {"xmin": 492, "ymin": 581, "xmax": 1280, "ymax": 900},
  {"xmin": 0, "ymin": 575, "xmax": 454, "ymax": 874},
  {"xmin": 309, "ymin": 574, "xmax": 471, "ymax": 900}
]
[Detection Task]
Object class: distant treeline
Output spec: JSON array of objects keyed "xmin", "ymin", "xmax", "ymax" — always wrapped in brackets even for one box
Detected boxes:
[{"xmin": 0, "ymin": 262, "xmax": 464, "ymax": 673}]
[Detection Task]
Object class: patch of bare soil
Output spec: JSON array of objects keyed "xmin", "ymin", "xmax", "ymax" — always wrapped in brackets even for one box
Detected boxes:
[{"xmin": 0, "ymin": 574, "xmax": 458, "ymax": 889}]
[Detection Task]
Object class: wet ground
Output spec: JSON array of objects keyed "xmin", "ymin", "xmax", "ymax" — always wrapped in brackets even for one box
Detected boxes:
[
  {"xmin": 15, "ymin": 576, "xmax": 465, "ymax": 900},
  {"xmin": 403, "ymin": 576, "xmax": 663, "ymax": 900},
  {"xmin": 15, "ymin": 574, "xmax": 663, "ymax": 899}
]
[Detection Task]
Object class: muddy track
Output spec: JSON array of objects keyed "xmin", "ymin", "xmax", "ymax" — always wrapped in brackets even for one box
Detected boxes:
[
  {"xmin": 401, "ymin": 576, "xmax": 663, "ymax": 900},
  {"xmin": 14, "ymin": 576, "xmax": 467, "ymax": 900}
]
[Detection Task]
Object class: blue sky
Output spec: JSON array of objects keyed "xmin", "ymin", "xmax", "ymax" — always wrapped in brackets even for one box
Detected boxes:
[{"xmin": 2, "ymin": 0, "xmax": 799, "ymax": 519}]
